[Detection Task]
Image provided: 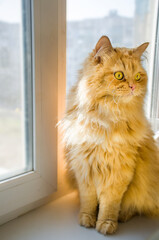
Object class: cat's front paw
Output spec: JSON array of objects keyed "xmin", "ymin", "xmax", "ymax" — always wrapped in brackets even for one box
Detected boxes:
[
  {"xmin": 96, "ymin": 219, "xmax": 118, "ymax": 235},
  {"xmin": 79, "ymin": 212, "xmax": 96, "ymax": 228}
]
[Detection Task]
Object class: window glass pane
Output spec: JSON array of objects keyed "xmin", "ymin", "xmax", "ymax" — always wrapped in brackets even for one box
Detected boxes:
[
  {"xmin": 66, "ymin": 0, "xmax": 158, "ymax": 115},
  {"xmin": 0, "ymin": 0, "xmax": 33, "ymax": 181}
]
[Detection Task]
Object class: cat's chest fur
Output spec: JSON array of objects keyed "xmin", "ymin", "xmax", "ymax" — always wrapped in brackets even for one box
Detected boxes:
[
  {"xmin": 69, "ymin": 134, "xmax": 137, "ymax": 185},
  {"xmin": 65, "ymin": 112, "xmax": 147, "ymax": 148},
  {"xmin": 66, "ymin": 115, "xmax": 148, "ymax": 184}
]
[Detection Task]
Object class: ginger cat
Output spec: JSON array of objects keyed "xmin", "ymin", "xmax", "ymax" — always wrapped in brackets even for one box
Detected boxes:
[{"xmin": 62, "ymin": 36, "xmax": 159, "ymax": 235}]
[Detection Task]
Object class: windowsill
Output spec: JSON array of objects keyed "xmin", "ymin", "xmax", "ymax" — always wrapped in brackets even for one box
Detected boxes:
[{"xmin": 0, "ymin": 191, "xmax": 159, "ymax": 240}]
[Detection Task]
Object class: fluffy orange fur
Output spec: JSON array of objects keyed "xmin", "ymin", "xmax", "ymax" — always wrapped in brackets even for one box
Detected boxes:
[{"xmin": 61, "ymin": 36, "xmax": 159, "ymax": 235}]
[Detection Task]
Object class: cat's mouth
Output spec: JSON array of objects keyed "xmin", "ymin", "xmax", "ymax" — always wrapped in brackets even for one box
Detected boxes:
[
  {"xmin": 115, "ymin": 89, "xmax": 134, "ymax": 97},
  {"xmin": 126, "ymin": 91, "xmax": 134, "ymax": 96},
  {"xmin": 116, "ymin": 85, "xmax": 137, "ymax": 97}
]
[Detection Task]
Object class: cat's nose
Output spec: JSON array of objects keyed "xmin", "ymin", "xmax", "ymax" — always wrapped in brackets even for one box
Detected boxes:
[{"xmin": 129, "ymin": 84, "xmax": 135, "ymax": 91}]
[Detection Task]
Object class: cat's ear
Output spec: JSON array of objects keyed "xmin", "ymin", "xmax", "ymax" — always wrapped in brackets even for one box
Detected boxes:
[
  {"xmin": 133, "ymin": 42, "xmax": 149, "ymax": 58},
  {"xmin": 94, "ymin": 36, "xmax": 113, "ymax": 63}
]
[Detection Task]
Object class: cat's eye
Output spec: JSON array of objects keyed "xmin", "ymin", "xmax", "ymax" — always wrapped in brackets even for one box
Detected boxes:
[
  {"xmin": 135, "ymin": 73, "xmax": 141, "ymax": 81},
  {"xmin": 114, "ymin": 71, "xmax": 124, "ymax": 80}
]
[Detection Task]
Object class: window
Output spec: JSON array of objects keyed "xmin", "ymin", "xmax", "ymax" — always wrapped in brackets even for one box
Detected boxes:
[
  {"xmin": 67, "ymin": 0, "xmax": 159, "ymax": 131},
  {"xmin": 0, "ymin": 0, "xmax": 33, "ymax": 181},
  {"xmin": 0, "ymin": 0, "xmax": 58, "ymax": 225}
]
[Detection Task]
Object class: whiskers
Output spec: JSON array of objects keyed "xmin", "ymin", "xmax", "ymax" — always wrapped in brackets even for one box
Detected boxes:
[
  {"xmin": 97, "ymin": 78, "xmax": 122, "ymax": 122},
  {"xmin": 105, "ymin": 78, "xmax": 121, "ymax": 121},
  {"xmin": 111, "ymin": 89, "xmax": 121, "ymax": 121}
]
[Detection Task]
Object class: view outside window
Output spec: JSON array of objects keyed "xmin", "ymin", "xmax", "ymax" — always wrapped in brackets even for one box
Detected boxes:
[
  {"xmin": 0, "ymin": 0, "xmax": 33, "ymax": 181},
  {"xmin": 67, "ymin": 0, "xmax": 157, "ymax": 115}
]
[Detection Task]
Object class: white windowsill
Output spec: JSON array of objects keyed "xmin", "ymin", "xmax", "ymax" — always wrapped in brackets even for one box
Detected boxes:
[{"xmin": 0, "ymin": 191, "xmax": 159, "ymax": 240}]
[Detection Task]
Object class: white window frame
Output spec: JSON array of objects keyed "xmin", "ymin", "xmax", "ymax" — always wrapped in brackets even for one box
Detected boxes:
[
  {"xmin": 150, "ymin": 1, "xmax": 159, "ymax": 134},
  {"xmin": 147, "ymin": 0, "xmax": 159, "ymax": 119},
  {"xmin": 0, "ymin": 0, "xmax": 60, "ymax": 225}
]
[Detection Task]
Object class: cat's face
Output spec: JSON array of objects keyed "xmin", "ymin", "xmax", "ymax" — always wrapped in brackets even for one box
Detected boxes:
[
  {"xmin": 85, "ymin": 36, "xmax": 149, "ymax": 105},
  {"xmin": 98, "ymin": 48, "xmax": 147, "ymax": 100}
]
